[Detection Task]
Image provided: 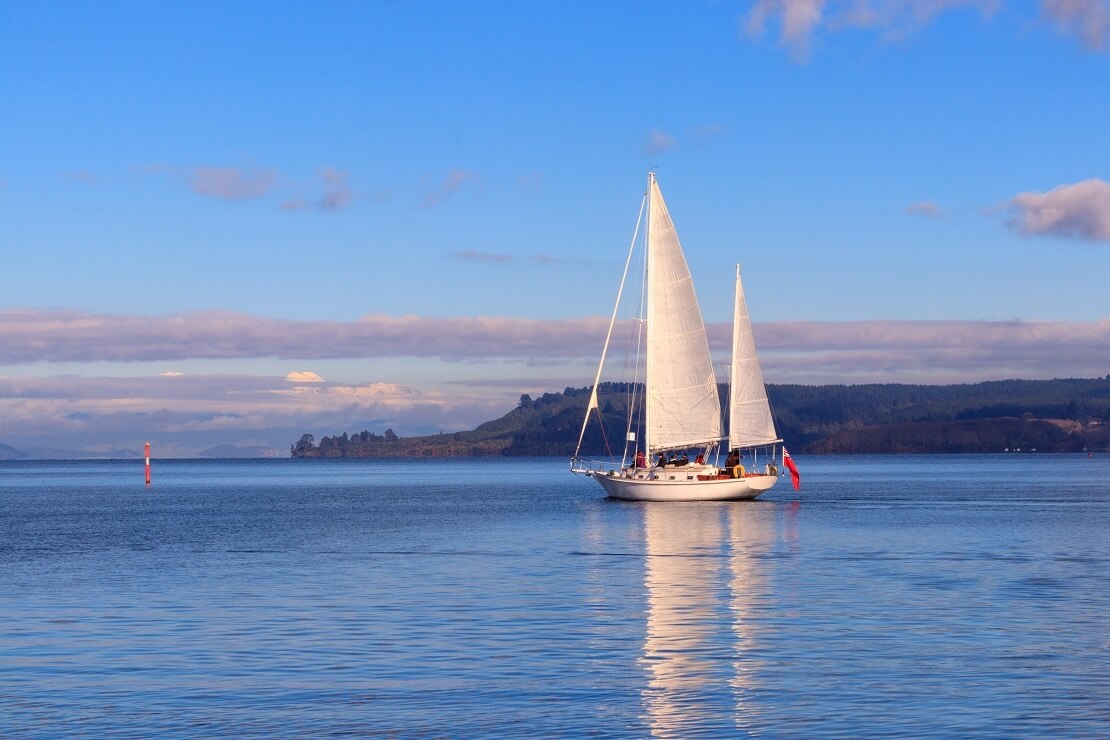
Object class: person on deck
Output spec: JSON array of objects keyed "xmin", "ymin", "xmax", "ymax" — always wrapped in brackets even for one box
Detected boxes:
[
  {"xmin": 635, "ymin": 450, "xmax": 645, "ymax": 468},
  {"xmin": 725, "ymin": 449, "xmax": 740, "ymax": 468}
]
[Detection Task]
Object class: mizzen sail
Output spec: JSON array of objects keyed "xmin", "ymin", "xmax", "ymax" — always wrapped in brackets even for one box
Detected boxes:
[{"xmin": 728, "ymin": 265, "xmax": 778, "ymax": 450}]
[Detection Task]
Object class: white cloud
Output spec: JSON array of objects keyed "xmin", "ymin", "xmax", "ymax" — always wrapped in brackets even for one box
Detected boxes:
[
  {"xmin": 644, "ymin": 128, "xmax": 676, "ymax": 155},
  {"xmin": 747, "ymin": 0, "xmax": 825, "ymax": 61},
  {"xmin": 317, "ymin": 167, "xmax": 354, "ymax": 212},
  {"xmin": 285, "ymin": 371, "xmax": 326, "ymax": 383},
  {"xmin": 1008, "ymin": 178, "xmax": 1110, "ymax": 241},
  {"xmin": 0, "ymin": 309, "xmax": 614, "ymax": 364},
  {"xmin": 516, "ymin": 172, "xmax": 543, "ymax": 192},
  {"xmin": 0, "ymin": 372, "xmax": 506, "ymax": 456},
  {"xmin": 279, "ymin": 168, "xmax": 355, "ymax": 213},
  {"xmin": 744, "ymin": 0, "xmax": 1013, "ymax": 61},
  {"xmin": 190, "ymin": 166, "xmax": 277, "ymax": 200},
  {"xmin": 449, "ymin": 250, "xmax": 564, "ymax": 265},
  {"xmin": 3, "ymin": 309, "xmax": 1109, "ymax": 380},
  {"xmin": 451, "ymin": 249, "xmax": 515, "ymax": 263},
  {"xmin": 691, "ymin": 123, "xmax": 730, "ymax": 142},
  {"xmin": 66, "ymin": 170, "xmax": 96, "ymax": 185},
  {"xmin": 736, "ymin": 318, "xmax": 1110, "ymax": 383},
  {"xmin": 422, "ymin": 169, "xmax": 478, "ymax": 208},
  {"xmin": 1042, "ymin": 0, "xmax": 1110, "ymax": 50},
  {"xmin": 2, "ymin": 317, "xmax": 1107, "ymax": 454},
  {"xmin": 905, "ymin": 200, "xmax": 945, "ymax": 218}
]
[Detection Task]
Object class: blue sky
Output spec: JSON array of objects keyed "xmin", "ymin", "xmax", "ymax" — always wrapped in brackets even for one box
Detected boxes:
[{"xmin": 1, "ymin": 0, "xmax": 1108, "ymax": 456}]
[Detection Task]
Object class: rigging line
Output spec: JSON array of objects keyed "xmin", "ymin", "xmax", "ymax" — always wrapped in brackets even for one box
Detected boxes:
[
  {"xmin": 620, "ymin": 320, "xmax": 646, "ymax": 463},
  {"xmin": 596, "ymin": 406, "xmax": 615, "ymax": 461},
  {"xmin": 619, "ymin": 319, "xmax": 639, "ymax": 458},
  {"xmin": 623, "ymin": 223, "xmax": 649, "ymax": 463},
  {"xmin": 633, "ymin": 224, "xmax": 648, "ymax": 458},
  {"xmin": 765, "ymin": 391, "xmax": 783, "ymax": 441},
  {"xmin": 574, "ymin": 191, "xmax": 647, "ymax": 458},
  {"xmin": 631, "ymin": 318, "xmax": 646, "ymax": 458}
]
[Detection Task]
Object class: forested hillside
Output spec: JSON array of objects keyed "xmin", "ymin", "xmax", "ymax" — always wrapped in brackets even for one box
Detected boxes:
[
  {"xmin": 769, "ymin": 378, "xmax": 1110, "ymax": 452},
  {"xmin": 291, "ymin": 377, "xmax": 1110, "ymax": 457}
]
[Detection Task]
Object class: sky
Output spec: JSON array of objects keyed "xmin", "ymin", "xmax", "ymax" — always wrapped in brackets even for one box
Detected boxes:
[{"xmin": 1, "ymin": 0, "xmax": 1108, "ymax": 456}]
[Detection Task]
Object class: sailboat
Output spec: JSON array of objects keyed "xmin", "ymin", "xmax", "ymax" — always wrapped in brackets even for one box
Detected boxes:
[{"xmin": 570, "ymin": 173, "xmax": 787, "ymax": 501}]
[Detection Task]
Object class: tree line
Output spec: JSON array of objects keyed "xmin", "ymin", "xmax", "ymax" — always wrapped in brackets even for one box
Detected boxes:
[{"xmin": 292, "ymin": 377, "xmax": 1110, "ymax": 457}]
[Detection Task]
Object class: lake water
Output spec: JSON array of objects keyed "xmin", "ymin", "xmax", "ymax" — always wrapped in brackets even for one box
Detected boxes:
[{"xmin": 1, "ymin": 455, "xmax": 1107, "ymax": 736}]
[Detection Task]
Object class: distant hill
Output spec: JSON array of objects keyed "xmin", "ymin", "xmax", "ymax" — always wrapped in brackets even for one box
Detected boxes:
[
  {"xmin": 769, "ymin": 378, "xmax": 1110, "ymax": 453},
  {"xmin": 291, "ymin": 386, "xmax": 614, "ymax": 458},
  {"xmin": 0, "ymin": 443, "xmax": 278, "ymax": 460},
  {"xmin": 291, "ymin": 377, "xmax": 1110, "ymax": 457},
  {"xmin": 199, "ymin": 444, "xmax": 280, "ymax": 458},
  {"xmin": 0, "ymin": 442, "xmax": 29, "ymax": 460},
  {"xmin": 0, "ymin": 445, "xmax": 142, "ymax": 460}
]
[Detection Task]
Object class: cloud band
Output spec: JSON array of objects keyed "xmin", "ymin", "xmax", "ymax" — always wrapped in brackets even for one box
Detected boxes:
[{"xmin": 2, "ymin": 309, "xmax": 1106, "ymax": 380}]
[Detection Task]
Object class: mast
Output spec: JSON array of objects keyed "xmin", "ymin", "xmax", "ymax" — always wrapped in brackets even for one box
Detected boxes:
[
  {"xmin": 729, "ymin": 263, "xmax": 740, "ymax": 449},
  {"xmin": 644, "ymin": 171, "xmax": 654, "ymax": 455}
]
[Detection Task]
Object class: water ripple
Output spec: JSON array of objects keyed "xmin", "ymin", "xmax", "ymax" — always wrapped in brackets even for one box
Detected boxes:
[{"xmin": 1, "ymin": 456, "xmax": 1107, "ymax": 736}]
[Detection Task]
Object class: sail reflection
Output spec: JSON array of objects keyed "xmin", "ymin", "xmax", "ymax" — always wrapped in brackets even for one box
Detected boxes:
[
  {"xmin": 727, "ymin": 503, "xmax": 776, "ymax": 732},
  {"xmin": 638, "ymin": 503, "xmax": 776, "ymax": 737}
]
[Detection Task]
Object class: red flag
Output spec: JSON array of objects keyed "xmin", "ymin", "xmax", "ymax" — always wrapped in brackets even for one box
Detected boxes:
[{"xmin": 783, "ymin": 448, "xmax": 800, "ymax": 491}]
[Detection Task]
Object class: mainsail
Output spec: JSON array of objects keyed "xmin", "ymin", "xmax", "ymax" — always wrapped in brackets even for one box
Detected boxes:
[
  {"xmin": 728, "ymin": 265, "xmax": 778, "ymax": 450},
  {"xmin": 645, "ymin": 174, "xmax": 722, "ymax": 452}
]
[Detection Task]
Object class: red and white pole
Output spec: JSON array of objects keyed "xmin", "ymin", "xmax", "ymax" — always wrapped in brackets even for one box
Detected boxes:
[{"xmin": 145, "ymin": 441, "xmax": 151, "ymax": 487}]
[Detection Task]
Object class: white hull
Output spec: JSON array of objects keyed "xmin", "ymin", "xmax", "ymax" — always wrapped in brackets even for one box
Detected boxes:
[{"xmin": 588, "ymin": 470, "xmax": 777, "ymax": 502}]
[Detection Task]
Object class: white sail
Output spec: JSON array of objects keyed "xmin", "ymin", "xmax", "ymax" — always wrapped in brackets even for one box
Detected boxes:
[
  {"xmin": 645, "ymin": 175, "xmax": 722, "ymax": 452},
  {"xmin": 728, "ymin": 265, "xmax": 778, "ymax": 450}
]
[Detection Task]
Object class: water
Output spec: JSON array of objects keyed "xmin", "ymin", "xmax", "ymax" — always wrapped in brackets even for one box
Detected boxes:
[{"xmin": 1, "ymin": 455, "xmax": 1107, "ymax": 737}]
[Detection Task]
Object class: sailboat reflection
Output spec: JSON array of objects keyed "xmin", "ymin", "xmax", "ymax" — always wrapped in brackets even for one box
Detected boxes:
[{"xmin": 639, "ymin": 503, "xmax": 776, "ymax": 736}]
